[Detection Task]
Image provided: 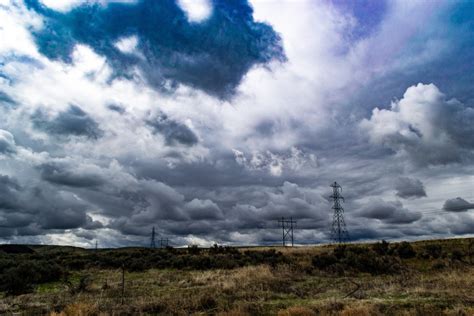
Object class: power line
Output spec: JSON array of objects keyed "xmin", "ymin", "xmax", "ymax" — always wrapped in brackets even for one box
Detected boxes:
[{"xmin": 150, "ymin": 226, "xmax": 156, "ymax": 249}]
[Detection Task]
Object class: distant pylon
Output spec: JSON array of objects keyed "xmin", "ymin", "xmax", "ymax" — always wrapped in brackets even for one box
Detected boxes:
[
  {"xmin": 277, "ymin": 217, "xmax": 296, "ymax": 246},
  {"xmin": 330, "ymin": 182, "xmax": 349, "ymax": 243},
  {"xmin": 150, "ymin": 226, "xmax": 156, "ymax": 248},
  {"xmin": 160, "ymin": 238, "xmax": 169, "ymax": 248}
]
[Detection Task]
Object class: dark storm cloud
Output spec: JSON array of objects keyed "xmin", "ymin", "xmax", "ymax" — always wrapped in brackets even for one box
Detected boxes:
[
  {"xmin": 0, "ymin": 175, "xmax": 21, "ymax": 210},
  {"xmin": 31, "ymin": 105, "xmax": 103, "ymax": 139},
  {"xmin": 448, "ymin": 214, "xmax": 474, "ymax": 235},
  {"xmin": 146, "ymin": 113, "xmax": 198, "ymax": 146},
  {"xmin": 101, "ymin": 179, "xmax": 330, "ymax": 240},
  {"xmin": 38, "ymin": 162, "xmax": 105, "ymax": 188},
  {"xmin": 395, "ymin": 177, "xmax": 427, "ymax": 199},
  {"xmin": 25, "ymin": 0, "xmax": 285, "ymax": 99},
  {"xmin": 356, "ymin": 199, "xmax": 421, "ymax": 224},
  {"xmin": 443, "ymin": 197, "xmax": 474, "ymax": 212},
  {"xmin": 0, "ymin": 175, "xmax": 100, "ymax": 236},
  {"xmin": 39, "ymin": 207, "xmax": 88, "ymax": 230},
  {"xmin": 184, "ymin": 199, "xmax": 223, "ymax": 220}
]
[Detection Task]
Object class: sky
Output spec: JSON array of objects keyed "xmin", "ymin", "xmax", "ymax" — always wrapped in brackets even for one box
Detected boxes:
[{"xmin": 0, "ymin": 0, "xmax": 473, "ymax": 248}]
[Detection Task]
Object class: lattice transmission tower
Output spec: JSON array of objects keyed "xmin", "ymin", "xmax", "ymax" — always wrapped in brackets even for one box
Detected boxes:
[
  {"xmin": 330, "ymin": 182, "xmax": 349, "ymax": 243},
  {"xmin": 278, "ymin": 217, "xmax": 296, "ymax": 246}
]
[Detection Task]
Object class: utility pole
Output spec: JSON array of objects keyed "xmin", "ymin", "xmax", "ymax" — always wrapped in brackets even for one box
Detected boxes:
[
  {"xmin": 150, "ymin": 226, "xmax": 156, "ymax": 249},
  {"xmin": 121, "ymin": 264, "xmax": 125, "ymax": 305},
  {"xmin": 330, "ymin": 182, "xmax": 349, "ymax": 243},
  {"xmin": 160, "ymin": 238, "xmax": 169, "ymax": 248},
  {"xmin": 277, "ymin": 217, "xmax": 296, "ymax": 246},
  {"xmin": 95, "ymin": 240, "xmax": 98, "ymax": 251}
]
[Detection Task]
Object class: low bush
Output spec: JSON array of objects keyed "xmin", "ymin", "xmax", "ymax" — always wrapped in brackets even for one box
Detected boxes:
[
  {"xmin": 0, "ymin": 260, "xmax": 65, "ymax": 295},
  {"xmin": 312, "ymin": 245, "xmax": 402, "ymax": 275},
  {"xmin": 372, "ymin": 240, "xmax": 390, "ymax": 255},
  {"xmin": 394, "ymin": 241, "xmax": 416, "ymax": 259},
  {"xmin": 422, "ymin": 244, "xmax": 443, "ymax": 259}
]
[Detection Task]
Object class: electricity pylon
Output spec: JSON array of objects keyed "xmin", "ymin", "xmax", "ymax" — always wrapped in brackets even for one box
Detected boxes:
[
  {"xmin": 278, "ymin": 217, "xmax": 296, "ymax": 246},
  {"xmin": 330, "ymin": 182, "xmax": 349, "ymax": 243}
]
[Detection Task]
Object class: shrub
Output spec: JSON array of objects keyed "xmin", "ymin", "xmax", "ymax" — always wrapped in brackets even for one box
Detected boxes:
[
  {"xmin": 372, "ymin": 240, "xmax": 389, "ymax": 255},
  {"xmin": 312, "ymin": 253, "xmax": 337, "ymax": 269},
  {"xmin": 431, "ymin": 260, "xmax": 446, "ymax": 270},
  {"xmin": 450, "ymin": 249, "xmax": 464, "ymax": 261},
  {"xmin": 395, "ymin": 242, "xmax": 416, "ymax": 259},
  {"xmin": 312, "ymin": 245, "xmax": 402, "ymax": 275},
  {"xmin": 0, "ymin": 261, "xmax": 65, "ymax": 295},
  {"xmin": 188, "ymin": 245, "xmax": 201, "ymax": 255},
  {"xmin": 0, "ymin": 244, "xmax": 35, "ymax": 254},
  {"xmin": 423, "ymin": 244, "xmax": 443, "ymax": 259}
]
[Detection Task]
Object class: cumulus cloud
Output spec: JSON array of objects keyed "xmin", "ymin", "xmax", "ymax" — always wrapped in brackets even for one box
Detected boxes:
[
  {"xmin": 0, "ymin": 173, "xmax": 102, "ymax": 236},
  {"xmin": 38, "ymin": 161, "xmax": 106, "ymax": 188},
  {"xmin": 184, "ymin": 198, "xmax": 223, "ymax": 220},
  {"xmin": 443, "ymin": 197, "xmax": 474, "ymax": 212},
  {"xmin": 356, "ymin": 199, "xmax": 421, "ymax": 224},
  {"xmin": 25, "ymin": 0, "xmax": 285, "ymax": 99},
  {"xmin": 0, "ymin": 129, "xmax": 16, "ymax": 154},
  {"xmin": 361, "ymin": 83, "xmax": 474, "ymax": 165},
  {"xmin": 395, "ymin": 177, "xmax": 427, "ymax": 199}
]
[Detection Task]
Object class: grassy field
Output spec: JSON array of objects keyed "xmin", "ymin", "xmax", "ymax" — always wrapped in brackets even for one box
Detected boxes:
[{"xmin": 0, "ymin": 238, "xmax": 473, "ymax": 315}]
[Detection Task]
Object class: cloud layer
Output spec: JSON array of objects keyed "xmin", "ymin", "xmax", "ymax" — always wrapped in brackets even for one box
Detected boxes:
[{"xmin": 0, "ymin": 0, "xmax": 473, "ymax": 247}]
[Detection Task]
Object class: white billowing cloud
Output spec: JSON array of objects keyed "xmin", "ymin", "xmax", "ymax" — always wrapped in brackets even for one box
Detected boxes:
[
  {"xmin": 0, "ymin": 3, "xmax": 42, "ymax": 56},
  {"xmin": 114, "ymin": 35, "xmax": 139, "ymax": 54},
  {"xmin": 360, "ymin": 83, "xmax": 474, "ymax": 165},
  {"xmin": 71, "ymin": 44, "xmax": 109, "ymax": 75},
  {"xmin": 233, "ymin": 147, "xmax": 317, "ymax": 177},
  {"xmin": 39, "ymin": 0, "xmax": 138, "ymax": 12},
  {"xmin": 0, "ymin": 129, "xmax": 49, "ymax": 166},
  {"xmin": 40, "ymin": 0, "xmax": 85, "ymax": 11},
  {"xmin": 177, "ymin": 0, "xmax": 212, "ymax": 23},
  {"xmin": 212, "ymin": 0, "xmax": 447, "ymax": 156}
]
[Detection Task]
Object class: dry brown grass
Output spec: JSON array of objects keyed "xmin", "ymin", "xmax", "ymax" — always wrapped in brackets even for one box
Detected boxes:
[
  {"xmin": 0, "ymin": 238, "xmax": 473, "ymax": 315},
  {"xmin": 34, "ymin": 264, "xmax": 474, "ymax": 315},
  {"xmin": 50, "ymin": 302, "xmax": 100, "ymax": 316},
  {"xmin": 277, "ymin": 306, "xmax": 317, "ymax": 316}
]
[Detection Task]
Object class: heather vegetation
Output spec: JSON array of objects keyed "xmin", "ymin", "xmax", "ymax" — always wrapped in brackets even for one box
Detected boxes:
[{"xmin": 0, "ymin": 238, "xmax": 473, "ymax": 315}]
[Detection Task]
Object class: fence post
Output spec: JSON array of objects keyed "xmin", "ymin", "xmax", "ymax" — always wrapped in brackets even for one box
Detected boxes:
[{"xmin": 121, "ymin": 264, "xmax": 125, "ymax": 305}]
